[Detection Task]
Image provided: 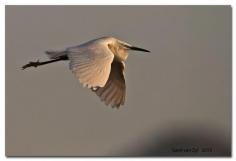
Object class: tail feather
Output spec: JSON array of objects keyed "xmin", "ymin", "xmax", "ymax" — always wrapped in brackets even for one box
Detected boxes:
[{"xmin": 45, "ymin": 50, "xmax": 67, "ymax": 59}]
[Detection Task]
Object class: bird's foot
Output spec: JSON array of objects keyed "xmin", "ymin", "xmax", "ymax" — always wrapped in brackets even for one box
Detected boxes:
[{"xmin": 22, "ymin": 59, "xmax": 40, "ymax": 70}]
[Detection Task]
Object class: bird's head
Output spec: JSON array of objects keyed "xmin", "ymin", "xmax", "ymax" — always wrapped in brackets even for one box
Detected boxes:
[
  {"xmin": 116, "ymin": 39, "xmax": 150, "ymax": 53},
  {"xmin": 103, "ymin": 37, "xmax": 150, "ymax": 53}
]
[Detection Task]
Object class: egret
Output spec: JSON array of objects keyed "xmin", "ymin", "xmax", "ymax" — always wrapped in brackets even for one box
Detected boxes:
[{"xmin": 22, "ymin": 37, "xmax": 150, "ymax": 108}]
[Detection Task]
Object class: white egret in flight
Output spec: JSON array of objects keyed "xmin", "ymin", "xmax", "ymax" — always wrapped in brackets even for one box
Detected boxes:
[{"xmin": 22, "ymin": 37, "xmax": 150, "ymax": 108}]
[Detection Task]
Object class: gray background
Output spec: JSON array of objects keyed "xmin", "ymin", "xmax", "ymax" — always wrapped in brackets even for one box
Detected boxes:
[{"xmin": 6, "ymin": 6, "xmax": 231, "ymax": 156}]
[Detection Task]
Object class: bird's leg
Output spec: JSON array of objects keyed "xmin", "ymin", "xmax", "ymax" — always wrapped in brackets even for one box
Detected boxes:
[{"xmin": 22, "ymin": 57, "xmax": 67, "ymax": 70}]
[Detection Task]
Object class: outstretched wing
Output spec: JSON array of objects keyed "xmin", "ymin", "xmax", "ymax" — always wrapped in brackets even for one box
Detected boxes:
[
  {"xmin": 93, "ymin": 61, "xmax": 126, "ymax": 108},
  {"xmin": 68, "ymin": 44, "xmax": 114, "ymax": 88}
]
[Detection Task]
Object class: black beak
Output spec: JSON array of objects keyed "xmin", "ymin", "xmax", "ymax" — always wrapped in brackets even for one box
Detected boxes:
[{"xmin": 129, "ymin": 46, "xmax": 150, "ymax": 52}]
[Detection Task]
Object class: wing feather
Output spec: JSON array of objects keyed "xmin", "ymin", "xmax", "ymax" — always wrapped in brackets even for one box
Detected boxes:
[
  {"xmin": 93, "ymin": 61, "xmax": 126, "ymax": 108},
  {"xmin": 68, "ymin": 43, "xmax": 114, "ymax": 88}
]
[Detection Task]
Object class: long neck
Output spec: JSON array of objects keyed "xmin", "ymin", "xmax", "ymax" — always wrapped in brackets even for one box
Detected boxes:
[{"xmin": 108, "ymin": 44, "xmax": 128, "ymax": 62}]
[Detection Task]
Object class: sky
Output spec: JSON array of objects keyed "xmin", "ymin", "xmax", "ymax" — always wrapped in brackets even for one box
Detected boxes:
[{"xmin": 6, "ymin": 5, "xmax": 231, "ymax": 156}]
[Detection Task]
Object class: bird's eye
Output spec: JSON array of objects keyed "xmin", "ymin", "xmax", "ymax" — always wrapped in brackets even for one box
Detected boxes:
[{"xmin": 108, "ymin": 44, "xmax": 112, "ymax": 50}]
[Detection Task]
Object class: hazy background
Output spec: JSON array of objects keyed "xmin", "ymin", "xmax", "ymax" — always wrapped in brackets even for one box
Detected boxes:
[{"xmin": 6, "ymin": 6, "xmax": 231, "ymax": 156}]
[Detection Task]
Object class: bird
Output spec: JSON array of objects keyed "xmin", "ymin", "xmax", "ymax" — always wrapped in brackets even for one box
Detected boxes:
[{"xmin": 22, "ymin": 36, "xmax": 150, "ymax": 108}]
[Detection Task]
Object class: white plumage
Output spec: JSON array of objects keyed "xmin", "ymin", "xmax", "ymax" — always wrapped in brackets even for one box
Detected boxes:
[{"xmin": 23, "ymin": 36, "xmax": 150, "ymax": 108}]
